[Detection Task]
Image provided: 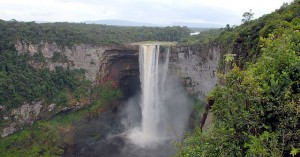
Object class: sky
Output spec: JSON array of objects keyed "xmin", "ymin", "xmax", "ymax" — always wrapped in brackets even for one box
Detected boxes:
[{"xmin": 0, "ymin": 0, "xmax": 293, "ymax": 26}]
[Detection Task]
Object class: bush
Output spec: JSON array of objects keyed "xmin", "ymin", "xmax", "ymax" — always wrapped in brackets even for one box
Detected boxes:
[{"xmin": 177, "ymin": 23, "xmax": 300, "ymax": 157}]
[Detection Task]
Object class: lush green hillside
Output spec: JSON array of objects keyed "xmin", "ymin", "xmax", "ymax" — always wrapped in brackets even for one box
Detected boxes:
[
  {"xmin": 0, "ymin": 19, "xmax": 190, "ymax": 108},
  {"xmin": 177, "ymin": 0, "xmax": 300, "ymax": 156},
  {"xmin": 179, "ymin": 0, "xmax": 300, "ymax": 69},
  {"xmin": 0, "ymin": 20, "xmax": 190, "ymax": 51},
  {"xmin": 0, "ymin": 50, "xmax": 90, "ymax": 109},
  {"xmin": 0, "ymin": 84, "xmax": 122, "ymax": 156}
]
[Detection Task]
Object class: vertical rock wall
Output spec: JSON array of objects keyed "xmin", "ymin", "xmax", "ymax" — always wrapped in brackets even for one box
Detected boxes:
[
  {"xmin": 170, "ymin": 44, "xmax": 220, "ymax": 99},
  {"xmin": 3, "ymin": 41, "xmax": 221, "ymax": 137},
  {"xmin": 1, "ymin": 41, "xmax": 139, "ymax": 138}
]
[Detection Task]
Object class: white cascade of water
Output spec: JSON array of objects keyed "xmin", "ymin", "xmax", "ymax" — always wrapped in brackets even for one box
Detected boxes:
[{"xmin": 129, "ymin": 44, "xmax": 171, "ymax": 145}]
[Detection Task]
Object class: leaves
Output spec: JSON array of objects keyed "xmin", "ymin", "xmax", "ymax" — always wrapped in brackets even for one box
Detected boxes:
[
  {"xmin": 242, "ymin": 9, "xmax": 254, "ymax": 24},
  {"xmin": 177, "ymin": 1, "xmax": 300, "ymax": 156},
  {"xmin": 0, "ymin": 20, "xmax": 190, "ymax": 49},
  {"xmin": 291, "ymin": 147, "xmax": 300, "ymax": 157},
  {"xmin": 224, "ymin": 54, "xmax": 236, "ymax": 63},
  {"xmin": 0, "ymin": 50, "xmax": 90, "ymax": 108}
]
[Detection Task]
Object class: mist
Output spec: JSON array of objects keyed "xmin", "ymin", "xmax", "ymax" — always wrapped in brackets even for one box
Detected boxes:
[
  {"xmin": 121, "ymin": 45, "xmax": 193, "ymax": 154},
  {"xmin": 75, "ymin": 45, "xmax": 193, "ymax": 157}
]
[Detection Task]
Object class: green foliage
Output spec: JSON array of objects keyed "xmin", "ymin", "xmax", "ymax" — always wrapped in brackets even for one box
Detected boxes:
[
  {"xmin": 0, "ymin": 122, "xmax": 64, "ymax": 157},
  {"xmin": 187, "ymin": 98, "xmax": 205, "ymax": 129},
  {"xmin": 89, "ymin": 84, "xmax": 122, "ymax": 112},
  {"xmin": 0, "ymin": 84, "xmax": 122, "ymax": 156},
  {"xmin": 224, "ymin": 54, "xmax": 236, "ymax": 63},
  {"xmin": 178, "ymin": 29, "xmax": 221, "ymax": 46},
  {"xmin": 245, "ymin": 131, "xmax": 282, "ymax": 157},
  {"xmin": 53, "ymin": 92, "xmax": 68, "ymax": 105},
  {"xmin": 0, "ymin": 50, "xmax": 89, "ymax": 108},
  {"xmin": 242, "ymin": 9, "xmax": 254, "ymax": 24},
  {"xmin": 179, "ymin": 0, "xmax": 300, "ymax": 73},
  {"xmin": 177, "ymin": 2, "xmax": 300, "ymax": 155},
  {"xmin": 94, "ymin": 84, "xmax": 122, "ymax": 102},
  {"xmin": 290, "ymin": 147, "xmax": 300, "ymax": 157},
  {"xmin": 32, "ymin": 52, "xmax": 46, "ymax": 63},
  {"xmin": 177, "ymin": 127, "xmax": 244, "ymax": 157},
  {"xmin": 51, "ymin": 52, "xmax": 68, "ymax": 62},
  {"xmin": 0, "ymin": 20, "xmax": 190, "ymax": 50}
]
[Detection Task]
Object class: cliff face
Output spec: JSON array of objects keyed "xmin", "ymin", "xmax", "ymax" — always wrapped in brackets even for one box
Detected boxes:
[
  {"xmin": 1, "ymin": 41, "xmax": 139, "ymax": 137},
  {"xmin": 98, "ymin": 48, "xmax": 140, "ymax": 98},
  {"xmin": 169, "ymin": 44, "xmax": 220, "ymax": 131},
  {"xmin": 15, "ymin": 41, "xmax": 114, "ymax": 82},
  {"xmin": 170, "ymin": 44, "xmax": 220, "ymax": 99},
  {"xmin": 2, "ymin": 41, "xmax": 220, "ymax": 137},
  {"xmin": 14, "ymin": 41, "xmax": 220, "ymax": 99}
]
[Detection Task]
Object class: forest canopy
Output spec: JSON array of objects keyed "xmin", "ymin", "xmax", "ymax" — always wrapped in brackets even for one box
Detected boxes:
[
  {"xmin": 0, "ymin": 20, "xmax": 190, "ymax": 51},
  {"xmin": 177, "ymin": 0, "xmax": 300, "ymax": 156}
]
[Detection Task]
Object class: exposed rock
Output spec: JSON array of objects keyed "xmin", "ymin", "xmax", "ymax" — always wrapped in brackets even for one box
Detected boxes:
[
  {"xmin": 14, "ymin": 41, "xmax": 23, "ymax": 52},
  {"xmin": 48, "ymin": 103, "xmax": 56, "ymax": 112},
  {"xmin": 62, "ymin": 44, "xmax": 107, "ymax": 81},
  {"xmin": 40, "ymin": 42, "xmax": 58, "ymax": 58},
  {"xmin": 1, "ymin": 125, "xmax": 16, "ymax": 138},
  {"xmin": 28, "ymin": 44, "xmax": 38, "ymax": 55},
  {"xmin": 170, "ymin": 45, "xmax": 220, "ymax": 131},
  {"xmin": 15, "ymin": 41, "xmax": 122, "ymax": 82},
  {"xmin": 170, "ymin": 45, "xmax": 220, "ymax": 99},
  {"xmin": 15, "ymin": 41, "xmax": 141, "ymax": 96},
  {"xmin": 2, "ymin": 41, "xmax": 141, "ymax": 138},
  {"xmin": 200, "ymin": 99, "xmax": 214, "ymax": 131},
  {"xmin": 98, "ymin": 47, "xmax": 140, "ymax": 98},
  {"xmin": 11, "ymin": 101, "xmax": 43, "ymax": 125},
  {"xmin": 0, "ymin": 102, "xmax": 44, "ymax": 137},
  {"xmin": 12, "ymin": 41, "xmax": 220, "ymax": 137}
]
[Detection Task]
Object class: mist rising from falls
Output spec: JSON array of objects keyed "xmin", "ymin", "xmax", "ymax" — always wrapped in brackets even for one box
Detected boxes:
[
  {"xmin": 128, "ymin": 44, "xmax": 192, "ymax": 147},
  {"xmin": 77, "ymin": 44, "xmax": 192, "ymax": 157}
]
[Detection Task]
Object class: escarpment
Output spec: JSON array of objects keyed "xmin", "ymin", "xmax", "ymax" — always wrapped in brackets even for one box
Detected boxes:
[
  {"xmin": 98, "ymin": 48, "xmax": 140, "ymax": 98},
  {"xmin": 1, "ymin": 41, "xmax": 140, "ymax": 137},
  {"xmin": 170, "ymin": 44, "xmax": 220, "ymax": 99},
  {"xmin": 2, "ymin": 40, "xmax": 220, "ymax": 137}
]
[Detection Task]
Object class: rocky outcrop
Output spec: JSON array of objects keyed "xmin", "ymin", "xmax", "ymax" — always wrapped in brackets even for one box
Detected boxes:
[
  {"xmin": 1, "ymin": 101, "xmax": 42, "ymax": 137},
  {"xmin": 1, "ymin": 99, "xmax": 93, "ymax": 137},
  {"xmin": 14, "ymin": 41, "xmax": 220, "ymax": 99},
  {"xmin": 170, "ymin": 44, "xmax": 220, "ymax": 131},
  {"xmin": 0, "ymin": 41, "xmax": 140, "ymax": 138},
  {"xmin": 3, "ymin": 41, "xmax": 220, "ymax": 137},
  {"xmin": 98, "ymin": 47, "xmax": 140, "ymax": 98},
  {"xmin": 170, "ymin": 44, "xmax": 220, "ymax": 99},
  {"xmin": 15, "ymin": 41, "xmax": 123, "ymax": 82}
]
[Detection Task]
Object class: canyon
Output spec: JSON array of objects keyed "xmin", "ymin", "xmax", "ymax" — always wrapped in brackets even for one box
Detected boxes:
[{"xmin": 1, "ymin": 41, "xmax": 220, "ymax": 140}]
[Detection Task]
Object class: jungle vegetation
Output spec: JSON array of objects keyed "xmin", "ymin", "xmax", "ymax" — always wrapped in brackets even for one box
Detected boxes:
[{"xmin": 177, "ymin": 0, "xmax": 300, "ymax": 156}]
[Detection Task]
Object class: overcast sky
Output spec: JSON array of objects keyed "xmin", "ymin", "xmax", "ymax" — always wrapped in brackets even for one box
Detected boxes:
[{"xmin": 0, "ymin": 0, "xmax": 292, "ymax": 26}]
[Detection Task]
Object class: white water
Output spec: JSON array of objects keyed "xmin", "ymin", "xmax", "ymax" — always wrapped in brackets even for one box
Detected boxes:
[{"xmin": 129, "ymin": 44, "xmax": 171, "ymax": 145}]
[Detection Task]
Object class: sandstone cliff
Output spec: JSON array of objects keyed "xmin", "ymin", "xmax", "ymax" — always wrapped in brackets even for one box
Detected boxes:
[
  {"xmin": 1, "ymin": 41, "xmax": 139, "ymax": 137},
  {"xmin": 2, "ymin": 41, "xmax": 220, "ymax": 137},
  {"xmin": 170, "ymin": 44, "xmax": 220, "ymax": 99}
]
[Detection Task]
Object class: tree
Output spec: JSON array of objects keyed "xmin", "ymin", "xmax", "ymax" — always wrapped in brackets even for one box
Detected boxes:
[
  {"xmin": 225, "ymin": 24, "xmax": 231, "ymax": 31},
  {"xmin": 242, "ymin": 9, "xmax": 254, "ymax": 24}
]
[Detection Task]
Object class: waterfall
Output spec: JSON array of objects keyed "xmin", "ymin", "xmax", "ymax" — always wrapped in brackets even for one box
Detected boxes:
[{"xmin": 129, "ymin": 44, "xmax": 171, "ymax": 145}]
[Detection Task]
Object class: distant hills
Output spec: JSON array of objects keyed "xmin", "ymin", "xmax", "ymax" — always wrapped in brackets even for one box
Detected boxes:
[
  {"xmin": 171, "ymin": 22, "xmax": 222, "ymax": 28},
  {"xmin": 82, "ymin": 19, "xmax": 222, "ymax": 28},
  {"xmin": 83, "ymin": 19, "xmax": 159, "ymax": 27}
]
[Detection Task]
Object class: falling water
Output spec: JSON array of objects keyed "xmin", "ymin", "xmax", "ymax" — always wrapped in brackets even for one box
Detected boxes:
[
  {"xmin": 129, "ymin": 44, "xmax": 171, "ymax": 145},
  {"xmin": 76, "ymin": 44, "xmax": 191, "ymax": 157}
]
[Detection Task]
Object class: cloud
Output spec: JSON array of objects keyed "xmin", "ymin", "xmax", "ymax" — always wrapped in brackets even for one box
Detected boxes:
[{"xmin": 0, "ymin": 0, "xmax": 292, "ymax": 25}]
